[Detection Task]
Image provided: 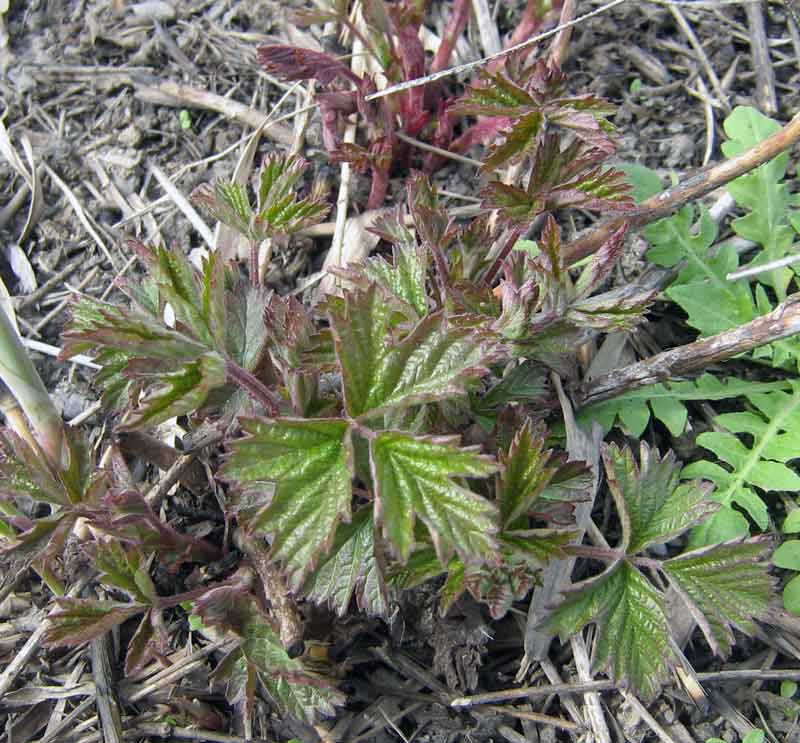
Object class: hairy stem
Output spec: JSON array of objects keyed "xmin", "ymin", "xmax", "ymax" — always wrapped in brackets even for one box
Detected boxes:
[
  {"xmin": 226, "ymin": 360, "xmax": 280, "ymax": 416},
  {"xmin": 238, "ymin": 530, "xmax": 303, "ymax": 650}
]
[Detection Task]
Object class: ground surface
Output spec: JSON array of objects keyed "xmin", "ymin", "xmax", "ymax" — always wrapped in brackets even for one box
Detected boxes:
[{"xmin": 1, "ymin": 1, "xmax": 800, "ymax": 742}]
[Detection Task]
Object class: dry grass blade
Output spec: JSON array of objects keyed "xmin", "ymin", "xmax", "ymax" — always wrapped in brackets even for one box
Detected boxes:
[
  {"xmin": 0, "ymin": 122, "xmax": 44, "ymax": 242},
  {"xmin": 91, "ymin": 632, "xmax": 124, "ymax": 743},
  {"xmin": 314, "ymin": 209, "xmax": 387, "ymax": 301},
  {"xmin": 43, "ymin": 163, "xmax": 118, "ymax": 270},
  {"xmin": 149, "ymin": 163, "xmax": 214, "ymax": 251}
]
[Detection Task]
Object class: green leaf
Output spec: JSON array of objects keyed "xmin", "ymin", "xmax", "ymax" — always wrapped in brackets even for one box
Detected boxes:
[
  {"xmin": 360, "ymin": 242, "xmax": 430, "ymax": 318},
  {"xmin": 471, "ymin": 362, "xmax": 547, "ymax": 430},
  {"xmin": 221, "ymin": 418, "xmax": 354, "ymax": 589},
  {"xmin": 0, "ymin": 428, "xmax": 71, "ymax": 506},
  {"xmin": 329, "ymin": 285, "xmax": 498, "ymax": 419},
  {"xmin": 664, "ymin": 538, "xmax": 773, "ymax": 656},
  {"xmin": 540, "ymin": 562, "xmax": 671, "ymax": 702},
  {"xmin": 192, "ymin": 153, "xmax": 328, "ymax": 242},
  {"xmin": 242, "ymin": 605, "xmax": 341, "ymax": 722},
  {"xmin": 783, "ymin": 574, "xmax": 800, "ymax": 614},
  {"xmin": 91, "ymin": 541, "xmax": 156, "ymax": 602},
  {"xmin": 43, "ymin": 598, "xmax": 145, "ymax": 647},
  {"xmin": 773, "ymin": 540, "xmax": 800, "ymax": 570},
  {"xmin": 301, "ymin": 507, "xmax": 388, "ymax": 616},
  {"xmin": 604, "ymin": 443, "xmax": 717, "ymax": 554},
  {"xmin": 784, "ymin": 509, "xmax": 800, "ymax": 533},
  {"xmin": 124, "ymin": 351, "xmax": 228, "ymax": 429},
  {"xmin": 370, "ymin": 431, "xmax": 498, "ymax": 564},
  {"xmin": 484, "ymin": 111, "xmax": 545, "ymax": 169},
  {"xmin": 619, "ymin": 162, "xmax": 664, "ymax": 203},
  {"xmin": 685, "ymin": 383, "xmax": 800, "ymax": 545},
  {"xmin": 208, "ymin": 595, "xmax": 342, "ymax": 723},
  {"xmin": 722, "ymin": 107, "xmax": 794, "ymax": 299},
  {"xmin": 579, "ymin": 375, "xmax": 793, "ymax": 437},
  {"xmin": 498, "ymin": 421, "xmax": 561, "ymax": 526}
]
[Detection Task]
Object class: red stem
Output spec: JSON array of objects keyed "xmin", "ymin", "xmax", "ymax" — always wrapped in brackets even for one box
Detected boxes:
[
  {"xmin": 226, "ymin": 360, "xmax": 280, "ymax": 416},
  {"xmin": 431, "ymin": 0, "xmax": 471, "ymax": 73},
  {"xmin": 482, "ymin": 226, "xmax": 523, "ymax": 288}
]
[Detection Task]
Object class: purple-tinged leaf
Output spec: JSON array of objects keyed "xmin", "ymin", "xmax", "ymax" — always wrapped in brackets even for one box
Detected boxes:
[
  {"xmin": 452, "ymin": 71, "xmax": 536, "ymax": 118},
  {"xmin": 483, "ymin": 111, "xmax": 545, "ymax": 170},
  {"xmin": 370, "ymin": 430, "xmax": 499, "ymax": 564},
  {"xmin": 664, "ymin": 537, "xmax": 774, "ymax": 657},
  {"xmin": 330, "ymin": 285, "xmax": 500, "ymax": 419},
  {"xmin": 44, "ymin": 598, "xmax": 145, "ymax": 647},
  {"xmin": 257, "ymin": 45, "xmax": 362, "ymax": 87},
  {"xmin": 221, "ymin": 418, "xmax": 354, "ymax": 589},
  {"xmin": 93, "ymin": 489, "xmax": 220, "ymax": 565},
  {"xmin": 121, "ymin": 351, "xmax": 228, "ymax": 430},
  {"xmin": 125, "ymin": 608, "xmax": 169, "ymax": 675}
]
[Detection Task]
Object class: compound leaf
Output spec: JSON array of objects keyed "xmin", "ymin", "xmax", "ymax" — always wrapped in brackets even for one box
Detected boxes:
[
  {"xmin": 684, "ymin": 383, "xmax": 800, "ymax": 546},
  {"xmin": 221, "ymin": 418, "xmax": 354, "ymax": 589},
  {"xmin": 205, "ymin": 593, "xmax": 342, "ymax": 723},
  {"xmin": 370, "ymin": 431, "xmax": 498, "ymax": 564}
]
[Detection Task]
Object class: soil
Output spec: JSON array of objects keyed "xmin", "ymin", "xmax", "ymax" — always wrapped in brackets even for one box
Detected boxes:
[{"xmin": 1, "ymin": 1, "xmax": 800, "ymax": 742}]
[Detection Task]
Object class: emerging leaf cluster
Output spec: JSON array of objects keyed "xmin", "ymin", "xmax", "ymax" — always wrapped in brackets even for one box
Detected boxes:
[{"xmin": 0, "ymin": 59, "xmax": 784, "ymax": 728}]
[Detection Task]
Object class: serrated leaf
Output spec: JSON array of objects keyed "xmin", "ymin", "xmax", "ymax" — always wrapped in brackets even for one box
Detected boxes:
[
  {"xmin": 257, "ymin": 44, "xmax": 361, "ymax": 87},
  {"xmin": 498, "ymin": 421, "xmax": 561, "ymax": 526},
  {"xmin": 90, "ymin": 541, "xmax": 155, "ymax": 602},
  {"xmin": 664, "ymin": 538, "xmax": 773, "ymax": 656},
  {"xmin": 1, "ymin": 513, "xmax": 75, "ymax": 563},
  {"xmin": 44, "ymin": 598, "xmax": 145, "ymax": 647},
  {"xmin": 360, "ymin": 242, "xmax": 430, "ymax": 318},
  {"xmin": 130, "ymin": 240, "xmax": 225, "ymax": 348},
  {"xmin": 484, "ymin": 111, "xmax": 545, "ymax": 169},
  {"xmin": 540, "ymin": 561, "xmax": 671, "ymax": 702},
  {"xmin": 193, "ymin": 153, "xmax": 328, "ymax": 242},
  {"xmin": 62, "ymin": 294, "xmax": 233, "ymax": 425},
  {"xmin": 330, "ymin": 285, "xmax": 498, "ymax": 419},
  {"xmin": 301, "ymin": 507, "xmax": 388, "ymax": 616},
  {"xmin": 93, "ymin": 489, "xmax": 219, "ymax": 565},
  {"xmin": 125, "ymin": 609, "xmax": 168, "ymax": 675},
  {"xmin": 370, "ymin": 430, "xmax": 498, "ymax": 564},
  {"xmin": 604, "ymin": 443, "xmax": 717, "ymax": 553},
  {"xmin": 124, "ymin": 351, "xmax": 228, "ymax": 429},
  {"xmin": 0, "ymin": 428, "xmax": 70, "ymax": 506},
  {"xmin": 221, "ymin": 417, "xmax": 353, "ymax": 589}
]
